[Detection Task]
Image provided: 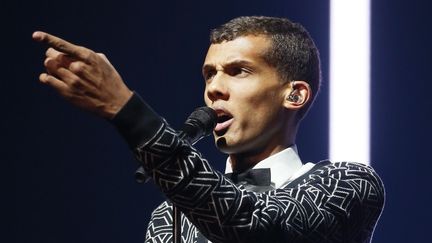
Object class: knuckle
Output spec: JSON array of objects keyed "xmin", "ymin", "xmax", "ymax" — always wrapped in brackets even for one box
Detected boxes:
[
  {"xmin": 76, "ymin": 46, "xmax": 92, "ymax": 61},
  {"xmin": 58, "ymin": 54, "xmax": 71, "ymax": 65},
  {"xmin": 45, "ymin": 48, "xmax": 52, "ymax": 57},
  {"xmin": 75, "ymin": 45, "xmax": 84, "ymax": 54},
  {"xmin": 43, "ymin": 58, "xmax": 50, "ymax": 67},
  {"xmin": 84, "ymin": 51, "xmax": 95, "ymax": 62},
  {"xmin": 69, "ymin": 77, "xmax": 82, "ymax": 88},
  {"xmin": 97, "ymin": 53, "xmax": 109, "ymax": 63},
  {"xmin": 56, "ymin": 41, "xmax": 66, "ymax": 51},
  {"xmin": 44, "ymin": 58, "xmax": 56, "ymax": 68},
  {"xmin": 70, "ymin": 62, "xmax": 85, "ymax": 74},
  {"xmin": 44, "ymin": 74, "xmax": 55, "ymax": 84},
  {"xmin": 46, "ymin": 47, "xmax": 58, "ymax": 57}
]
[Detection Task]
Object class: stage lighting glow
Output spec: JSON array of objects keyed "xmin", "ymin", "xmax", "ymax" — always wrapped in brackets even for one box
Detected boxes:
[{"xmin": 330, "ymin": 0, "xmax": 371, "ymax": 164}]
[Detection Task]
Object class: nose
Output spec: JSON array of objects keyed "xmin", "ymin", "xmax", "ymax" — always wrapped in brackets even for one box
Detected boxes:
[{"xmin": 205, "ymin": 72, "xmax": 229, "ymax": 103}]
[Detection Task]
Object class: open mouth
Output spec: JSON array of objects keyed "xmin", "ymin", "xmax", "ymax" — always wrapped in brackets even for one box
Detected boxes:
[
  {"xmin": 215, "ymin": 111, "xmax": 234, "ymax": 134},
  {"xmin": 217, "ymin": 114, "xmax": 232, "ymax": 123}
]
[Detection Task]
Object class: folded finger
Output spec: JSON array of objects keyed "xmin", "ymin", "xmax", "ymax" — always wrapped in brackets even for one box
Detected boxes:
[
  {"xmin": 39, "ymin": 73, "xmax": 68, "ymax": 93},
  {"xmin": 45, "ymin": 47, "xmax": 62, "ymax": 57},
  {"xmin": 44, "ymin": 57, "xmax": 64, "ymax": 76},
  {"xmin": 44, "ymin": 58, "xmax": 83, "ymax": 86},
  {"xmin": 67, "ymin": 61, "xmax": 96, "ymax": 81},
  {"xmin": 45, "ymin": 49, "xmax": 75, "ymax": 68}
]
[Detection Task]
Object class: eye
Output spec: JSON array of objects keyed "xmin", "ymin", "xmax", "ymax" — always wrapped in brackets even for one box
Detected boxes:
[
  {"xmin": 203, "ymin": 69, "xmax": 216, "ymax": 81},
  {"xmin": 227, "ymin": 67, "xmax": 250, "ymax": 78}
]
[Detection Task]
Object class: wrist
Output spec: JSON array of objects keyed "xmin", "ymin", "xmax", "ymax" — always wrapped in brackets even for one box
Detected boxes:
[{"xmin": 105, "ymin": 89, "xmax": 133, "ymax": 119}]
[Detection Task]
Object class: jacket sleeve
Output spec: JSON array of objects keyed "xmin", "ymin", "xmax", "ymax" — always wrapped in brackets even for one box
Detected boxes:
[{"xmin": 111, "ymin": 92, "xmax": 385, "ymax": 243}]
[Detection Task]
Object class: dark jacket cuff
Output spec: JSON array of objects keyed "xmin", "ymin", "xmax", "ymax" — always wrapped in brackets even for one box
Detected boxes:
[{"xmin": 110, "ymin": 92, "xmax": 164, "ymax": 148}]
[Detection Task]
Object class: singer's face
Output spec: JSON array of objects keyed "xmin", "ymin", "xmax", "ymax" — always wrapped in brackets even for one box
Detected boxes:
[{"xmin": 203, "ymin": 35, "xmax": 289, "ymax": 155}]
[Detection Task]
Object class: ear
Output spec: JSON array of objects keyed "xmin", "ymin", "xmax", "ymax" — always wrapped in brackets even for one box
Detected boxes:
[{"xmin": 283, "ymin": 81, "xmax": 312, "ymax": 110}]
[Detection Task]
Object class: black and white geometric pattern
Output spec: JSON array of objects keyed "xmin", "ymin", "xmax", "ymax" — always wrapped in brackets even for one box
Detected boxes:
[
  {"xmin": 137, "ymin": 123, "xmax": 385, "ymax": 243},
  {"xmin": 112, "ymin": 93, "xmax": 385, "ymax": 243}
]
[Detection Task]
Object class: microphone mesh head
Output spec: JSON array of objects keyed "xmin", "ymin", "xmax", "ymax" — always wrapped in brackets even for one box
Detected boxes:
[
  {"xmin": 192, "ymin": 107, "xmax": 217, "ymax": 135},
  {"xmin": 183, "ymin": 107, "xmax": 217, "ymax": 143}
]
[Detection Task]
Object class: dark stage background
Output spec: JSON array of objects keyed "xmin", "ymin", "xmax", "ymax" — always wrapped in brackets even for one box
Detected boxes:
[{"xmin": 8, "ymin": 0, "xmax": 431, "ymax": 242}]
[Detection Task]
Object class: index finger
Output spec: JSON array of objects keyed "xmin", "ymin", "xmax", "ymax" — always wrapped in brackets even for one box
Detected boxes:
[{"xmin": 32, "ymin": 31, "xmax": 93, "ymax": 62}]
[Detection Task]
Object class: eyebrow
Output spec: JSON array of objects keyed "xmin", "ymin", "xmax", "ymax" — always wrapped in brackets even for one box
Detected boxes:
[{"xmin": 202, "ymin": 59, "xmax": 255, "ymax": 73}]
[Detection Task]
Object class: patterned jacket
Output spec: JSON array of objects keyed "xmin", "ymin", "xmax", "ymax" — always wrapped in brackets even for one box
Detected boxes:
[{"xmin": 112, "ymin": 93, "xmax": 385, "ymax": 243}]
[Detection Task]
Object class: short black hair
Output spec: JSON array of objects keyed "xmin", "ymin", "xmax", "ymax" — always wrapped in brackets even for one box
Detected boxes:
[{"xmin": 210, "ymin": 16, "xmax": 321, "ymax": 120}]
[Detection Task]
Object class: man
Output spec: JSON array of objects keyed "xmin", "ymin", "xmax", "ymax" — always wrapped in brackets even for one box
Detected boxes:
[{"xmin": 33, "ymin": 16, "xmax": 384, "ymax": 243}]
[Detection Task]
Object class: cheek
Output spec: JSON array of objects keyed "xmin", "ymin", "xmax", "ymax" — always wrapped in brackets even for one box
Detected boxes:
[
  {"xmin": 238, "ymin": 90, "xmax": 280, "ymax": 116},
  {"xmin": 239, "ymin": 95, "xmax": 282, "ymax": 130},
  {"xmin": 234, "ymin": 104, "xmax": 267, "ymax": 135}
]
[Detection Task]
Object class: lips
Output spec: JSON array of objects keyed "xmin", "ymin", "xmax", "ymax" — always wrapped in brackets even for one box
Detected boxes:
[{"xmin": 213, "ymin": 108, "xmax": 234, "ymax": 134}]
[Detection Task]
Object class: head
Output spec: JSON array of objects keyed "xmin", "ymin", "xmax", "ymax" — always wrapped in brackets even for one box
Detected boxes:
[
  {"xmin": 210, "ymin": 16, "xmax": 321, "ymax": 119},
  {"xmin": 203, "ymin": 16, "xmax": 321, "ymax": 165}
]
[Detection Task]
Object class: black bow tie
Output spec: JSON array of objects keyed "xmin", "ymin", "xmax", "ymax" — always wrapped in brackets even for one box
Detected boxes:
[{"xmin": 225, "ymin": 168, "xmax": 274, "ymax": 192}]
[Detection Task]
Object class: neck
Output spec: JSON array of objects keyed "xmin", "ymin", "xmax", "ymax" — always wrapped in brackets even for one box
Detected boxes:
[
  {"xmin": 228, "ymin": 127, "xmax": 297, "ymax": 173},
  {"xmin": 228, "ymin": 145, "xmax": 287, "ymax": 172}
]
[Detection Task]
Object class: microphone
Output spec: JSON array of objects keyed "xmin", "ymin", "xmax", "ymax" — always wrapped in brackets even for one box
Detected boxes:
[
  {"xmin": 178, "ymin": 106, "xmax": 217, "ymax": 144},
  {"xmin": 135, "ymin": 106, "xmax": 217, "ymax": 183}
]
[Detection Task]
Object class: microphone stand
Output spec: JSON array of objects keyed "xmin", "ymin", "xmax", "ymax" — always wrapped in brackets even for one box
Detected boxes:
[
  {"xmin": 135, "ymin": 168, "xmax": 182, "ymax": 243},
  {"xmin": 173, "ymin": 206, "xmax": 182, "ymax": 243}
]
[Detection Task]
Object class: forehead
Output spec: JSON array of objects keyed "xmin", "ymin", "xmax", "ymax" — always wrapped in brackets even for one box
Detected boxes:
[{"xmin": 203, "ymin": 35, "xmax": 271, "ymax": 66}]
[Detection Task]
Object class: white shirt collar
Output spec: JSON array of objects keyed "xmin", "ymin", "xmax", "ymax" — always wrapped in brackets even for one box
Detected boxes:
[{"xmin": 224, "ymin": 145, "xmax": 304, "ymax": 188}]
